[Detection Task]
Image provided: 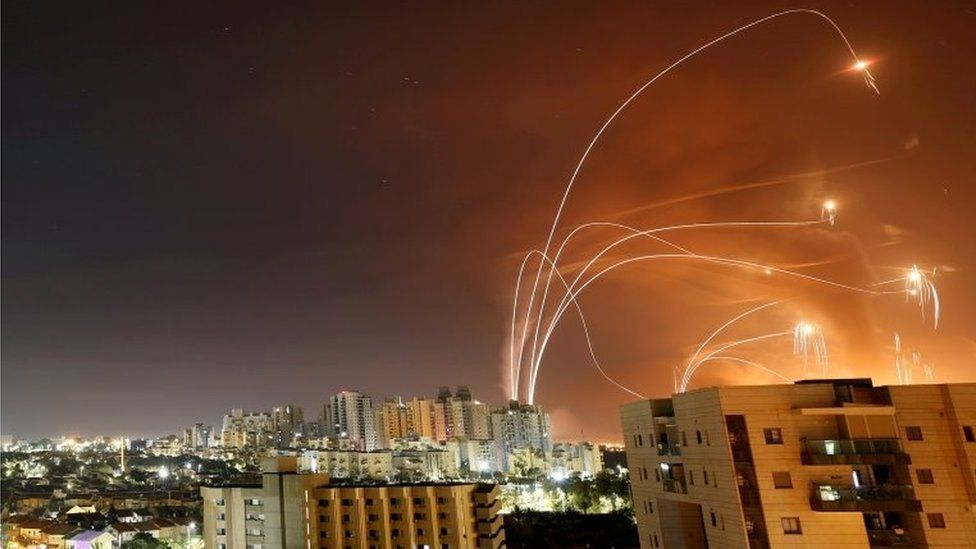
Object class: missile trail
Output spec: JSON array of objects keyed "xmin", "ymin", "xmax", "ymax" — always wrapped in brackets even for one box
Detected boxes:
[{"xmin": 513, "ymin": 9, "xmax": 876, "ymax": 402}]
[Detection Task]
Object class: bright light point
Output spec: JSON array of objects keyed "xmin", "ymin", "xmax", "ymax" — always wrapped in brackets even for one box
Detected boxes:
[
  {"xmin": 907, "ymin": 269, "xmax": 922, "ymax": 283},
  {"xmin": 158, "ymin": 466, "xmax": 169, "ymax": 479},
  {"xmin": 823, "ymin": 199, "xmax": 836, "ymax": 211},
  {"xmin": 802, "ymin": 323, "xmax": 815, "ymax": 336},
  {"xmin": 763, "ymin": 268, "xmax": 772, "ymax": 276},
  {"xmin": 853, "ymin": 60, "xmax": 869, "ymax": 71}
]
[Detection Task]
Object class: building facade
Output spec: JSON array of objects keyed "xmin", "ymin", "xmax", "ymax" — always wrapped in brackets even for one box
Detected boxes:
[
  {"xmin": 621, "ymin": 379, "xmax": 976, "ymax": 548},
  {"xmin": 201, "ymin": 458, "xmax": 504, "ymax": 549},
  {"xmin": 326, "ymin": 391, "xmax": 378, "ymax": 452}
]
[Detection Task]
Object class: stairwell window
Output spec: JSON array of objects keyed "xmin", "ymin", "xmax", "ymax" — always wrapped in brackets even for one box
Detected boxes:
[
  {"xmin": 964, "ymin": 426, "xmax": 975, "ymax": 442},
  {"xmin": 917, "ymin": 469, "xmax": 934, "ymax": 484},
  {"xmin": 781, "ymin": 517, "xmax": 802, "ymax": 535},
  {"xmin": 773, "ymin": 471, "xmax": 793, "ymax": 489},
  {"xmin": 927, "ymin": 513, "xmax": 946, "ymax": 528},
  {"xmin": 905, "ymin": 426, "xmax": 923, "ymax": 441}
]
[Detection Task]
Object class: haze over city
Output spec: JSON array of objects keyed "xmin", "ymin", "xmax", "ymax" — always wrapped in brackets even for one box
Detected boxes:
[{"xmin": 4, "ymin": 1, "xmax": 975, "ymax": 443}]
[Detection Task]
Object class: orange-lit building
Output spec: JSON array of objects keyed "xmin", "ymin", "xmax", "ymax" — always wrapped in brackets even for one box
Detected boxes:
[{"xmin": 621, "ymin": 379, "xmax": 976, "ymax": 548}]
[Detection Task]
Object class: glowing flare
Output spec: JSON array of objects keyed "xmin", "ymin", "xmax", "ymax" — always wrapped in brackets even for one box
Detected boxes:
[
  {"xmin": 904, "ymin": 265, "xmax": 940, "ymax": 329},
  {"xmin": 853, "ymin": 60, "xmax": 869, "ymax": 71},
  {"xmin": 509, "ymin": 9, "xmax": 880, "ymax": 403}
]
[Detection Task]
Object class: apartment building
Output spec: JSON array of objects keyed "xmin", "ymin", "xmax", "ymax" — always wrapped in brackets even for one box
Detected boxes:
[
  {"xmin": 621, "ymin": 379, "xmax": 976, "ymax": 548},
  {"xmin": 308, "ymin": 482, "xmax": 503, "ymax": 549},
  {"xmin": 201, "ymin": 458, "xmax": 504, "ymax": 549}
]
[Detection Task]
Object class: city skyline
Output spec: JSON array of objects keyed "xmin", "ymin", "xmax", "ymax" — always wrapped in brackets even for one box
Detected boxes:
[{"xmin": 5, "ymin": 2, "xmax": 976, "ymax": 442}]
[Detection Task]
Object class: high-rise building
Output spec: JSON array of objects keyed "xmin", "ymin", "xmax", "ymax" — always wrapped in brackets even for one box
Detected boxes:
[
  {"xmin": 404, "ymin": 397, "xmax": 436, "ymax": 439},
  {"xmin": 375, "ymin": 398, "xmax": 409, "ymax": 449},
  {"xmin": 201, "ymin": 457, "xmax": 505, "ymax": 549},
  {"xmin": 432, "ymin": 386, "xmax": 493, "ymax": 442},
  {"xmin": 271, "ymin": 404, "xmax": 304, "ymax": 449},
  {"xmin": 489, "ymin": 401, "xmax": 552, "ymax": 470},
  {"xmin": 220, "ymin": 409, "xmax": 273, "ymax": 449},
  {"xmin": 184, "ymin": 423, "xmax": 212, "ymax": 449},
  {"xmin": 621, "ymin": 379, "xmax": 976, "ymax": 548},
  {"xmin": 325, "ymin": 390, "xmax": 377, "ymax": 451}
]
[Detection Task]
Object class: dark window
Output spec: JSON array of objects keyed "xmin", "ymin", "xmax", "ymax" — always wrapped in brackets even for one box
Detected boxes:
[
  {"xmin": 319, "ymin": 499, "xmax": 330, "ymax": 506},
  {"xmin": 964, "ymin": 426, "xmax": 975, "ymax": 443},
  {"xmin": 710, "ymin": 512, "xmax": 717, "ymax": 527},
  {"xmin": 653, "ymin": 533, "xmax": 660, "ymax": 547},
  {"xmin": 390, "ymin": 498, "xmax": 399, "ymax": 505},
  {"xmin": 319, "ymin": 515, "xmax": 328, "ymax": 523},
  {"xmin": 365, "ymin": 498, "xmax": 374, "ymax": 506},
  {"xmin": 681, "ymin": 432, "xmax": 688, "ymax": 446},
  {"xmin": 439, "ymin": 528, "xmax": 448, "ymax": 535},
  {"xmin": 342, "ymin": 514, "xmax": 349, "ymax": 523},
  {"xmin": 705, "ymin": 430, "xmax": 710, "ymax": 446},
  {"xmin": 703, "ymin": 470, "xmax": 710, "ymax": 485},
  {"xmin": 438, "ymin": 512, "xmax": 447, "ymax": 519},
  {"xmin": 413, "ymin": 498, "xmax": 423, "ymax": 505},
  {"xmin": 416, "ymin": 528, "xmax": 425, "ymax": 536},
  {"xmin": 368, "ymin": 514, "xmax": 379, "ymax": 521},
  {"xmin": 927, "ymin": 513, "xmax": 946, "ymax": 528},
  {"xmin": 654, "ymin": 468, "xmax": 660, "ymax": 482},
  {"xmin": 413, "ymin": 513, "xmax": 425, "ymax": 520},
  {"xmin": 917, "ymin": 469, "xmax": 934, "ymax": 484},
  {"xmin": 391, "ymin": 513, "xmax": 401, "ymax": 521},
  {"xmin": 782, "ymin": 517, "xmax": 802, "ymax": 535},
  {"xmin": 637, "ymin": 434, "xmax": 643, "ymax": 446},
  {"xmin": 341, "ymin": 499, "xmax": 352, "ymax": 506},
  {"xmin": 436, "ymin": 497, "xmax": 446, "ymax": 504},
  {"xmin": 773, "ymin": 471, "xmax": 793, "ymax": 489},
  {"xmin": 763, "ymin": 428, "xmax": 783, "ymax": 444},
  {"xmin": 906, "ymin": 426, "xmax": 923, "ymax": 441},
  {"xmin": 647, "ymin": 500, "xmax": 654, "ymax": 514},
  {"xmin": 689, "ymin": 471, "xmax": 695, "ymax": 485}
]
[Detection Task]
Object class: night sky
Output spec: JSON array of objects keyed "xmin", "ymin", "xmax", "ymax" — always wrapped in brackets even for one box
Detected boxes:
[{"xmin": 3, "ymin": 2, "xmax": 975, "ymax": 441}]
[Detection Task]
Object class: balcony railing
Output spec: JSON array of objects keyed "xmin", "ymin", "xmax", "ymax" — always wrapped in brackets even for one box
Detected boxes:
[
  {"xmin": 866, "ymin": 529, "xmax": 917, "ymax": 547},
  {"xmin": 802, "ymin": 438, "xmax": 910, "ymax": 465},
  {"xmin": 656, "ymin": 443, "xmax": 682, "ymax": 457},
  {"xmin": 810, "ymin": 484, "xmax": 922, "ymax": 512}
]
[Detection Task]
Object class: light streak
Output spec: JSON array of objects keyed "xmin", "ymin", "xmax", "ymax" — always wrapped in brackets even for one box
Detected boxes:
[
  {"xmin": 679, "ymin": 331, "xmax": 792, "ymax": 392},
  {"xmin": 512, "ymin": 9, "xmax": 878, "ymax": 402},
  {"xmin": 522, "ymin": 219, "xmax": 829, "ymax": 401},
  {"xmin": 526, "ymin": 251, "xmax": 899, "ymax": 403}
]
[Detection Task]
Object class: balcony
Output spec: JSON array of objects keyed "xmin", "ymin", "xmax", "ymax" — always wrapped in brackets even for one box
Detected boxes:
[
  {"xmin": 801, "ymin": 439, "xmax": 911, "ymax": 466},
  {"xmin": 810, "ymin": 484, "xmax": 922, "ymax": 513},
  {"xmin": 866, "ymin": 529, "xmax": 919, "ymax": 547},
  {"xmin": 662, "ymin": 478, "xmax": 687, "ymax": 494},
  {"xmin": 656, "ymin": 443, "xmax": 682, "ymax": 457}
]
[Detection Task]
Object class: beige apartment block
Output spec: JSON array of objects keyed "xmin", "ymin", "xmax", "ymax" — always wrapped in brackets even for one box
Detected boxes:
[
  {"xmin": 307, "ymin": 483, "xmax": 503, "ymax": 549},
  {"xmin": 621, "ymin": 379, "xmax": 976, "ymax": 548},
  {"xmin": 201, "ymin": 458, "xmax": 504, "ymax": 549}
]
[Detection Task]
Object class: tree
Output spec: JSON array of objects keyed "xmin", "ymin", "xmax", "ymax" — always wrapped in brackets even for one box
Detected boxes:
[{"xmin": 121, "ymin": 533, "xmax": 168, "ymax": 549}]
